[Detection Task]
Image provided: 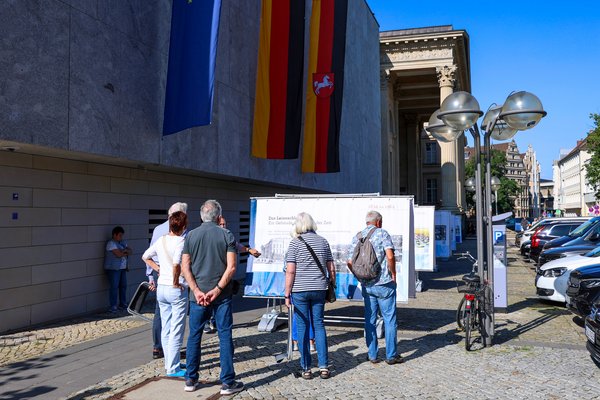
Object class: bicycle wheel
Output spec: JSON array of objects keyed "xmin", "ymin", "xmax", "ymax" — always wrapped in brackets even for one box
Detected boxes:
[
  {"xmin": 477, "ymin": 297, "xmax": 489, "ymax": 347},
  {"xmin": 464, "ymin": 309, "xmax": 472, "ymax": 351},
  {"xmin": 456, "ymin": 297, "xmax": 467, "ymax": 331}
]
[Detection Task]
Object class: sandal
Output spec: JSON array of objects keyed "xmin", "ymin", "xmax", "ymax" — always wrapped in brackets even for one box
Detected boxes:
[
  {"xmin": 319, "ymin": 368, "xmax": 330, "ymax": 379},
  {"xmin": 302, "ymin": 370, "xmax": 312, "ymax": 380}
]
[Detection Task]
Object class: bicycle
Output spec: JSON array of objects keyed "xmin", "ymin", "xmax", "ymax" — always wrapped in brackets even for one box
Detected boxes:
[
  {"xmin": 455, "ymin": 252, "xmax": 476, "ymax": 331},
  {"xmin": 454, "ymin": 251, "xmax": 491, "ymax": 351}
]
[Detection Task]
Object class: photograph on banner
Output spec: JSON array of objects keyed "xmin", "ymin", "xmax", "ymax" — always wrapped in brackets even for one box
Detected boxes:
[
  {"xmin": 244, "ymin": 196, "xmax": 414, "ymax": 303},
  {"xmin": 434, "ymin": 210, "xmax": 452, "ymax": 259},
  {"xmin": 414, "ymin": 206, "xmax": 436, "ymax": 272}
]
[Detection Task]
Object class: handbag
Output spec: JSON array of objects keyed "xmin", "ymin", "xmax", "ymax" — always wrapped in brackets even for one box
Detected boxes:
[{"xmin": 298, "ymin": 236, "xmax": 336, "ymax": 303}]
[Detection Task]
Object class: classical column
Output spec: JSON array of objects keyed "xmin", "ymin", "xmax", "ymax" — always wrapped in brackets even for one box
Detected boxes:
[
  {"xmin": 380, "ymin": 69, "xmax": 394, "ymax": 194},
  {"xmin": 436, "ymin": 65, "xmax": 461, "ymax": 212}
]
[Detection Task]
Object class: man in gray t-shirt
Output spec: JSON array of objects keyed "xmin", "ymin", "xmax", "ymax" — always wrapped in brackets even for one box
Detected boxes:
[{"xmin": 181, "ymin": 200, "xmax": 244, "ymax": 395}]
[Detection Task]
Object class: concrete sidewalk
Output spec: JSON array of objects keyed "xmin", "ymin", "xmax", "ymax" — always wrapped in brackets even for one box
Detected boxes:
[{"xmin": 2, "ymin": 234, "xmax": 599, "ymax": 399}]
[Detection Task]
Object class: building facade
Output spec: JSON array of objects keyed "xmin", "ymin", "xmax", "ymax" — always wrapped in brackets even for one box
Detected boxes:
[
  {"xmin": 554, "ymin": 139, "xmax": 593, "ymax": 216},
  {"xmin": 523, "ymin": 145, "xmax": 542, "ymax": 218},
  {"xmin": 0, "ymin": 0, "xmax": 381, "ymax": 332},
  {"xmin": 464, "ymin": 139, "xmax": 531, "ymax": 218},
  {"xmin": 379, "ymin": 26, "xmax": 471, "ymax": 212},
  {"xmin": 539, "ymin": 179, "xmax": 554, "ymax": 215}
]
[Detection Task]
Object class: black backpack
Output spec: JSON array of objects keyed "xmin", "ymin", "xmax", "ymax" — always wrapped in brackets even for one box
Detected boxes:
[{"xmin": 350, "ymin": 228, "xmax": 381, "ymax": 282}]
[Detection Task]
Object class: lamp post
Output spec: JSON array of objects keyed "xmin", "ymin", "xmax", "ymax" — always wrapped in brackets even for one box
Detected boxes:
[
  {"xmin": 491, "ymin": 176, "xmax": 501, "ymax": 215},
  {"xmin": 426, "ymin": 91, "xmax": 546, "ymax": 347}
]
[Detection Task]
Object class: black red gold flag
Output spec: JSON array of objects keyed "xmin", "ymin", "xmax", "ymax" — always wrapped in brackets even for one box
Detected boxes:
[
  {"xmin": 302, "ymin": 0, "xmax": 347, "ymax": 173},
  {"xmin": 251, "ymin": 0, "xmax": 305, "ymax": 159}
]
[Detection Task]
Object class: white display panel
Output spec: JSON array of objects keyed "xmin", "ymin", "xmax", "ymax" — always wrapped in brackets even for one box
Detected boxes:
[{"xmin": 245, "ymin": 196, "xmax": 414, "ymax": 303}]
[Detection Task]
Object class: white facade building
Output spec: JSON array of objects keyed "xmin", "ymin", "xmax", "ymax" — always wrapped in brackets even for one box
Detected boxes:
[{"xmin": 554, "ymin": 140, "xmax": 593, "ymax": 216}]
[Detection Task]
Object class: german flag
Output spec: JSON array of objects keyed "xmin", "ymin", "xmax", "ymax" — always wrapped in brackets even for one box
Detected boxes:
[
  {"xmin": 302, "ymin": 0, "xmax": 347, "ymax": 173},
  {"xmin": 251, "ymin": 0, "xmax": 305, "ymax": 159}
]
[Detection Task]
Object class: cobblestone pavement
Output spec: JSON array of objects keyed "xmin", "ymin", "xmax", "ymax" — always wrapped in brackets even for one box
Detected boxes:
[
  {"xmin": 0, "ymin": 310, "xmax": 150, "ymax": 368},
  {"xmin": 4, "ymin": 232, "xmax": 600, "ymax": 399}
]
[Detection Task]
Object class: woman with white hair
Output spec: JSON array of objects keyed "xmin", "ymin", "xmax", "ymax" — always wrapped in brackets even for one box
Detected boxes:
[{"xmin": 284, "ymin": 212, "xmax": 335, "ymax": 380}]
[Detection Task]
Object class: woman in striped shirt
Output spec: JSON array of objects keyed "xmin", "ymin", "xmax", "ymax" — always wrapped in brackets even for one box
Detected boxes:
[{"xmin": 284, "ymin": 212, "xmax": 335, "ymax": 380}]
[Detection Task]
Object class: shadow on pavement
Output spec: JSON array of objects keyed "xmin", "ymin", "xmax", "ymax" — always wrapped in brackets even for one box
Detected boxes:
[
  {"xmin": 0, "ymin": 385, "xmax": 57, "ymax": 400},
  {"xmin": 494, "ymin": 308, "xmax": 569, "ymax": 345},
  {"xmin": 0, "ymin": 353, "xmax": 67, "ymax": 379}
]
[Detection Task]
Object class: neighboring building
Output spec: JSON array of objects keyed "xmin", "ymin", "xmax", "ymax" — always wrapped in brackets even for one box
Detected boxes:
[
  {"xmin": 464, "ymin": 139, "xmax": 530, "ymax": 217},
  {"xmin": 523, "ymin": 145, "xmax": 542, "ymax": 218},
  {"xmin": 539, "ymin": 179, "xmax": 554, "ymax": 215},
  {"xmin": 0, "ymin": 1, "xmax": 381, "ymax": 332},
  {"xmin": 379, "ymin": 25, "xmax": 472, "ymax": 212},
  {"xmin": 554, "ymin": 139, "xmax": 593, "ymax": 216}
]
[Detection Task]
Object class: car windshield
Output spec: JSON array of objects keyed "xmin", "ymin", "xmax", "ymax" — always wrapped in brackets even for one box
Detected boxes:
[
  {"xmin": 528, "ymin": 220, "xmax": 544, "ymax": 230},
  {"xmin": 570, "ymin": 219, "xmax": 598, "ymax": 237},
  {"xmin": 586, "ymin": 245, "xmax": 600, "ymax": 257}
]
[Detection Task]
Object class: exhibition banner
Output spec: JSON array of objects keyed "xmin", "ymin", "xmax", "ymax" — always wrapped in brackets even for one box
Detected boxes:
[
  {"xmin": 414, "ymin": 206, "xmax": 436, "ymax": 272},
  {"xmin": 244, "ymin": 195, "xmax": 414, "ymax": 302},
  {"xmin": 434, "ymin": 210, "xmax": 452, "ymax": 259},
  {"xmin": 454, "ymin": 215, "xmax": 463, "ymax": 244}
]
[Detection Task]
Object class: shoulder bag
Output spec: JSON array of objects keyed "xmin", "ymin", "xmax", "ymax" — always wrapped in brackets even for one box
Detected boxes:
[{"xmin": 298, "ymin": 236, "xmax": 336, "ymax": 303}]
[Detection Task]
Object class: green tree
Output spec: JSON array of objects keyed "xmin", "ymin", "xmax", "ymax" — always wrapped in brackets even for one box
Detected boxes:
[
  {"xmin": 465, "ymin": 149, "xmax": 520, "ymax": 214},
  {"xmin": 584, "ymin": 113, "xmax": 600, "ymax": 198}
]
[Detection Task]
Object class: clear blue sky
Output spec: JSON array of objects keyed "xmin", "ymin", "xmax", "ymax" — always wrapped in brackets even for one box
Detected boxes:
[{"xmin": 367, "ymin": 0, "xmax": 600, "ymax": 179}]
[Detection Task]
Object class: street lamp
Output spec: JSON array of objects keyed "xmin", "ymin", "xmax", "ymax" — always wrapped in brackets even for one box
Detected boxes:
[
  {"xmin": 426, "ymin": 90, "xmax": 546, "ymax": 347},
  {"xmin": 491, "ymin": 176, "xmax": 501, "ymax": 215}
]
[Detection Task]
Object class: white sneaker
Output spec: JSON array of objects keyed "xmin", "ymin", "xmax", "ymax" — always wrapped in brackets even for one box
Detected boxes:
[
  {"xmin": 184, "ymin": 379, "xmax": 199, "ymax": 392},
  {"xmin": 220, "ymin": 381, "xmax": 244, "ymax": 395}
]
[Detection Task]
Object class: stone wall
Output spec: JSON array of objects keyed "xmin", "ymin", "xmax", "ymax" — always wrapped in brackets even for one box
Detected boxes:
[
  {"xmin": 0, "ymin": 0, "xmax": 381, "ymax": 332},
  {"xmin": 0, "ymin": 150, "xmax": 311, "ymax": 332},
  {"xmin": 1, "ymin": 0, "xmax": 381, "ymax": 194}
]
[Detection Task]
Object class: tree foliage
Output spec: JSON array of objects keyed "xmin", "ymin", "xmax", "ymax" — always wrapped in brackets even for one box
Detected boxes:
[
  {"xmin": 465, "ymin": 149, "xmax": 520, "ymax": 214},
  {"xmin": 584, "ymin": 113, "xmax": 600, "ymax": 198}
]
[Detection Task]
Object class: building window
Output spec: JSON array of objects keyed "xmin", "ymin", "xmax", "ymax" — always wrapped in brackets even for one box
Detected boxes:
[
  {"xmin": 426, "ymin": 179, "xmax": 438, "ymax": 204},
  {"xmin": 426, "ymin": 142, "xmax": 438, "ymax": 164}
]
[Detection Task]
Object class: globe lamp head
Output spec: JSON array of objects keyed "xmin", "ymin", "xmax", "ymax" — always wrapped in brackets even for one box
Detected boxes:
[
  {"xmin": 500, "ymin": 91, "xmax": 546, "ymax": 131},
  {"xmin": 438, "ymin": 91, "xmax": 483, "ymax": 131}
]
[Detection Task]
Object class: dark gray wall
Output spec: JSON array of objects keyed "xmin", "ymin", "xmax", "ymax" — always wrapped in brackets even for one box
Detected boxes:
[{"xmin": 0, "ymin": 0, "xmax": 381, "ymax": 193}]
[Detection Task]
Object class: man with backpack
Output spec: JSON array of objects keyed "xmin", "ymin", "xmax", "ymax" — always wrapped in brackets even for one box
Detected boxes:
[{"xmin": 347, "ymin": 210, "xmax": 404, "ymax": 365}]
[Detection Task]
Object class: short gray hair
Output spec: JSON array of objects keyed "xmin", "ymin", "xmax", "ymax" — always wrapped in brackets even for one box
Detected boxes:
[
  {"xmin": 365, "ymin": 210, "xmax": 382, "ymax": 224},
  {"xmin": 168, "ymin": 202, "xmax": 188, "ymax": 216},
  {"xmin": 292, "ymin": 212, "xmax": 318, "ymax": 237},
  {"xmin": 200, "ymin": 199, "xmax": 222, "ymax": 223}
]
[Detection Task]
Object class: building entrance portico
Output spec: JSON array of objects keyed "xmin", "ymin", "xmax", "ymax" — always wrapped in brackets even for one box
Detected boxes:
[{"xmin": 379, "ymin": 26, "xmax": 472, "ymax": 213}]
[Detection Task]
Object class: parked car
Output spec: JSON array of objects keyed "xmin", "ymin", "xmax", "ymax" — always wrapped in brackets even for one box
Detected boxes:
[
  {"xmin": 506, "ymin": 217, "xmax": 534, "ymax": 232},
  {"xmin": 540, "ymin": 217, "xmax": 600, "ymax": 253},
  {"xmin": 538, "ymin": 245, "xmax": 597, "ymax": 266},
  {"xmin": 538, "ymin": 224, "xmax": 600, "ymax": 266},
  {"xmin": 584, "ymin": 294, "xmax": 600, "ymax": 366},
  {"xmin": 536, "ymin": 247, "xmax": 600, "ymax": 302},
  {"xmin": 529, "ymin": 221, "xmax": 586, "ymax": 262},
  {"xmin": 518, "ymin": 217, "xmax": 590, "ymax": 254},
  {"xmin": 565, "ymin": 264, "xmax": 600, "ymax": 317}
]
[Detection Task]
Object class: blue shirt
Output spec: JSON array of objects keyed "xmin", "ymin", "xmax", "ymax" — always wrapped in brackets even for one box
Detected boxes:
[{"xmin": 348, "ymin": 225, "xmax": 395, "ymax": 286}]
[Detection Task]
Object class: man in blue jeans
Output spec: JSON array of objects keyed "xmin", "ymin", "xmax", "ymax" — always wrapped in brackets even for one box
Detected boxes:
[
  {"xmin": 181, "ymin": 200, "xmax": 244, "ymax": 395},
  {"xmin": 347, "ymin": 210, "xmax": 404, "ymax": 365}
]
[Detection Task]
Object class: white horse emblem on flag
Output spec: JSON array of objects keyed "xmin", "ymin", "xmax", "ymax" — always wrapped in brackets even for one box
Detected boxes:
[{"xmin": 312, "ymin": 73, "xmax": 334, "ymax": 98}]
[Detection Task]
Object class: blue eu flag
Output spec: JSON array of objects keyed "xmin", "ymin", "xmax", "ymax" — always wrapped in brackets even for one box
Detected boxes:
[{"xmin": 163, "ymin": 0, "xmax": 222, "ymax": 136}]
